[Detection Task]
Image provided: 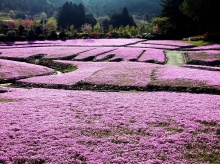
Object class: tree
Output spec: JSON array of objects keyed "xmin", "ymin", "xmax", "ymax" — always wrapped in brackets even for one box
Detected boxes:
[
  {"xmin": 151, "ymin": 17, "xmax": 171, "ymax": 34},
  {"xmin": 46, "ymin": 17, "xmax": 58, "ymax": 33},
  {"xmin": 180, "ymin": 0, "xmax": 219, "ymax": 33},
  {"xmin": 160, "ymin": 0, "xmax": 197, "ymax": 37},
  {"xmin": 57, "ymin": 2, "xmax": 87, "ymax": 29},
  {"xmin": 93, "ymin": 23, "xmax": 101, "ymax": 33},
  {"xmin": 110, "ymin": 7, "xmax": 136, "ymax": 28}
]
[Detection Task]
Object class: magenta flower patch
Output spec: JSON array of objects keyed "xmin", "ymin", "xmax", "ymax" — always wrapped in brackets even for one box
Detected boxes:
[{"xmin": 0, "ymin": 88, "xmax": 219, "ymax": 163}]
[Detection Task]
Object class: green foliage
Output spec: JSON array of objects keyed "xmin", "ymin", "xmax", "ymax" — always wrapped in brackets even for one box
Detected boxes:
[
  {"xmin": 151, "ymin": 17, "xmax": 171, "ymax": 34},
  {"xmin": 46, "ymin": 17, "xmax": 58, "ymax": 33},
  {"xmin": 93, "ymin": 23, "xmax": 101, "ymax": 33}
]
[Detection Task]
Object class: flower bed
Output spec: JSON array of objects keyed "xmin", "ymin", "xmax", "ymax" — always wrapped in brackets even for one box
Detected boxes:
[
  {"xmin": 17, "ymin": 61, "xmax": 156, "ymax": 88},
  {"xmin": 129, "ymin": 43, "xmax": 180, "ymax": 50},
  {"xmin": 74, "ymin": 47, "xmax": 116, "ymax": 61},
  {"xmin": 191, "ymin": 44, "xmax": 220, "ymax": 50},
  {"xmin": 95, "ymin": 48, "xmax": 145, "ymax": 61},
  {"xmin": 82, "ymin": 62, "xmax": 156, "ymax": 87},
  {"xmin": 1, "ymin": 39, "xmax": 145, "ymax": 48},
  {"xmin": 151, "ymin": 65, "xmax": 220, "ymax": 89},
  {"xmin": 0, "ymin": 88, "xmax": 219, "ymax": 163},
  {"xmin": 138, "ymin": 48, "xmax": 166, "ymax": 64},
  {"xmin": 186, "ymin": 50, "xmax": 220, "ymax": 66},
  {"xmin": 17, "ymin": 61, "xmax": 106, "ymax": 86},
  {"xmin": 0, "ymin": 47, "xmax": 95, "ymax": 60},
  {"xmin": 141, "ymin": 40, "xmax": 194, "ymax": 48},
  {"xmin": 0, "ymin": 59, "xmax": 54, "ymax": 82},
  {"xmin": 182, "ymin": 64, "xmax": 220, "ymax": 71}
]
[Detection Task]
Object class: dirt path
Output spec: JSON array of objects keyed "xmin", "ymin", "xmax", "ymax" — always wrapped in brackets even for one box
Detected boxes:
[{"xmin": 165, "ymin": 51, "xmax": 186, "ymax": 66}]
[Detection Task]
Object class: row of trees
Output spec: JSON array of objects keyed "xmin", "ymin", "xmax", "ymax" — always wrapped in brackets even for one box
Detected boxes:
[{"xmin": 154, "ymin": 0, "xmax": 219, "ymax": 39}]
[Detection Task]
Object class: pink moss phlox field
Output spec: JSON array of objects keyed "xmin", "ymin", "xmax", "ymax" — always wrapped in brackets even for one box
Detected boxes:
[
  {"xmin": 74, "ymin": 47, "xmax": 116, "ymax": 61},
  {"xmin": 187, "ymin": 50, "xmax": 220, "ymax": 62},
  {"xmin": 129, "ymin": 43, "xmax": 179, "ymax": 50},
  {"xmin": 82, "ymin": 62, "xmax": 157, "ymax": 86},
  {"xmin": 141, "ymin": 40, "xmax": 194, "ymax": 48},
  {"xmin": 138, "ymin": 48, "xmax": 165, "ymax": 63},
  {"xmin": 191, "ymin": 44, "xmax": 220, "ymax": 50},
  {"xmin": 0, "ymin": 59, "xmax": 54, "ymax": 81},
  {"xmin": 155, "ymin": 66, "xmax": 220, "ymax": 87},
  {"xmin": 0, "ymin": 88, "xmax": 219, "ymax": 163}
]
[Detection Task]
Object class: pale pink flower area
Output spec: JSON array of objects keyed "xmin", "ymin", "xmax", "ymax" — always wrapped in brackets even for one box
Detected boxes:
[
  {"xmin": 154, "ymin": 65, "xmax": 220, "ymax": 87},
  {"xmin": 82, "ymin": 62, "xmax": 156, "ymax": 87},
  {"xmin": 138, "ymin": 48, "xmax": 166, "ymax": 64},
  {"xmin": 0, "ymin": 39, "xmax": 144, "ymax": 48},
  {"xmin": 0, "ymin": 88, "xmax": 219, "ymax": 163},
  {"xmin": 95, "ymin": 47, "xmax": 145, "ymax": 61},
  {"xmin": 187, "ymin": 50, "xmax": 220, "ymax": 63},
  {"xmin": 74, "ymin": 47, "xmax": 116, "ymax": 61},
  {"xmin": 43, "ymin": 47, "xmax": 95, "ymax": 59},
  {"xmin": 182, "ymin": 64, "xmax": 220, "ymax": 71},
  {"xmin": 141, "ymin": 40, "xmax": 194, "ymax": 48},
  {"xmin": 0, "ymin": 59, "xmax": 54, "ymax": 81},
  {"xmin": 129, "ymin": 43, "xmax": 179, "ymax": 50},
  {"xmin": 191, "ymin": 44, "xmax": 220, "ymax": 50}
]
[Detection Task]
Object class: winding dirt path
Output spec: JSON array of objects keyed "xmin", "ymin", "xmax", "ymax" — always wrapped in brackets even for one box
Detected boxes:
[{"xmin": 165, "ymin": 50, "xmax": 186, "ymax": 66}]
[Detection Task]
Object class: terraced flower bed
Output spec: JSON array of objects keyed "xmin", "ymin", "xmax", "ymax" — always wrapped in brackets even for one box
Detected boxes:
[
  {"xmin": 0, "ymin": 88, "xmax": 219, "ymax": 163},
  {"xmin": 74, "ymin": 47, "xmax": 116, "ymax": 61},
  {"xmin": 0, "ymin": 47, "xmax": 95, "ymax": 60},
  {"xmin": 186, "ymin": 50, "xmax": 220, "ymax": 66},
  {"xmin": 0, "ymin": 38, "xmax": 145, "ymax": 48},
  {"xmin": 142, "ymin": 40, "xmax": 194, "ymax": 48},
  {"xmin": 138, "ymin": 48, "xmax": 166, "ymax": 64},
  {"xmin": 16, "ymin": 62, "xmax": 157, "ymax": 90},
  {"xmin": 0, "ymin": 59, "xmax": 54, "ymax": 82},
  {"xmin": 129, "ymin": 43, "xmax": 180, "ymax": 50},
  {"xmin": 149, "ymin": 65, "xmax": 220, "ymax": 94},
  {"xmin": 95, "ymin": 47, "xmax": 145, "ymax": 62},
  {"xmin": 182, "ymin": 64, "xmax": 220, "ymax": 71},
  {"xmin": 191, "ymin": 44, "xmax": 220, "ymax": 50}
]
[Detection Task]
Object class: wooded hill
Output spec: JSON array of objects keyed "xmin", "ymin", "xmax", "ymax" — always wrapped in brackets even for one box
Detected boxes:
[{"xmin": 0, "ymin": 0, "xmax": 161, "ymax": 20}]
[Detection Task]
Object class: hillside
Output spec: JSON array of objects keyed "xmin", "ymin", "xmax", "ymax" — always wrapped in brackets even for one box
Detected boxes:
[{"xmin": 0, "ymin": 0, "xmax": 161, "ymax": 21}]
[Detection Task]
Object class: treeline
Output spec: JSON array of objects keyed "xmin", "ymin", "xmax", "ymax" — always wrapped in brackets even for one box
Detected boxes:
[
  {"xmin": 0, "ymin": 0, "xmax": 219, "ymax": 42},
  {"xmin": 155, "ymin": 0, "xmax": 220, "ymax": 40},
  {"xmin": 0, "ymin": 0, "xmax": 56, "ymax": 18},
  {"xmin": 51, "ymin": 0, "xmax": 161, "ymax": 20}
]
